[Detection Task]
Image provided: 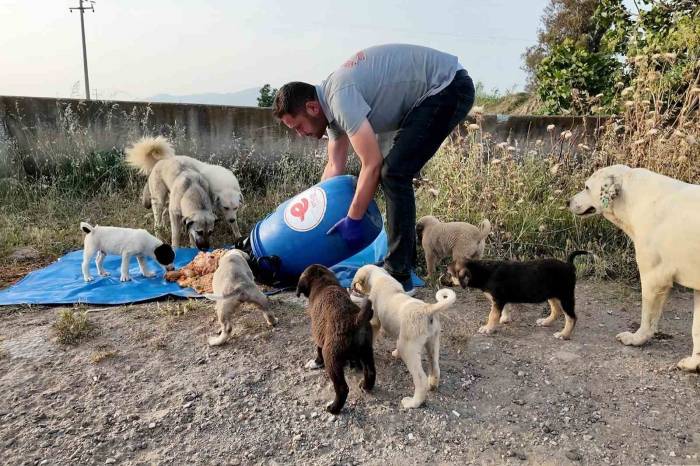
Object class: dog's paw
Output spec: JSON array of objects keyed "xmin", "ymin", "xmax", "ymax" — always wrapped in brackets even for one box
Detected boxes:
[
  {"xmin": 401, "ymin": 396, "xmax": 423, "ymax": 409},
  {"xmin": 83, "ymin": 276, "xmax": 93, "ymax": 283},
  {"xmin": 536, "ymin": 318, "xmax": 553, "ymax": 327},
  {"xmin": 391, "ymin": 348, "xmax": 400, "ymax": 358},
  {"xmin": 427, "ymin": 375, "xmax": 439, "ymax": 390},
  {"xmin": 359, "ymin": 379, "xmax": 374, "ymax": 393},
  {"xmin": 120, "ymin": 275, "xmax": 132, "ymax": 282},
  {"xmin": 142, "ymin": 271, "xmax": 156, "ymax": 278},
  {"xmin": 478, "ymin": 325, "xmax": 496, "ymax": 335},
  {"xmin": 499, "ymin": 315, "xmax": 512, "ymax": 324},
  {"xmin": 305, "ymin": 359, "xmax": 323, "ymax": 370},
  {"xmin": 265, "ymin": 315, "xmax": 278, "ymax": 327},
  {"xmin": 208, "ymin": 334, "xmax": 227, "ymax": 346},
  {"xmin": 553, "ymin": 331, "xmax": 570, "ymax": 340},
  {"xmin": 99, "ymin": 271, "xmax": 110, "ymax": 277},
  {"xmin": 326, "ymin": 402, "xmax": 341, "ymax": 415},
  {"xmin": 677, "ymin": 355, "xmax": 700, "ymax": 372},
  {"xmin": 616, "ymin": 331, "xmax": 650, "ymax": 346}
]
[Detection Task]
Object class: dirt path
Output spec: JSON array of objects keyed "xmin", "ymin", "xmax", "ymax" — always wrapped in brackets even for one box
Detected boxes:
[{"xmin": 1, "ymin": 280, "xmax": 699, "ymax": 465}]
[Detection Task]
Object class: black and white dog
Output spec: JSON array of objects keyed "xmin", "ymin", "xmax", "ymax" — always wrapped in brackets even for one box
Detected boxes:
[{"xmin": 80, "ymin": 222, "xmax": 174, "ymax": 282}]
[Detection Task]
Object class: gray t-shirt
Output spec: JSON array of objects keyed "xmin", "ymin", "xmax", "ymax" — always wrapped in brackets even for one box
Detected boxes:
[{"xmin": 315, "ymin": 44, "xmax": 465, "ymax": 143}]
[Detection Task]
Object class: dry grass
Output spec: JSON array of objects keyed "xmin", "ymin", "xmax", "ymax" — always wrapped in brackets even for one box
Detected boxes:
[
  {"xmin": 153, "ymin": 298, "xmax": 210, "ymax": 318},
  {"xmin": 53, "ymin": 306, "xmax": 95, "ymax": 345},
  {"xmin": 416, "ymin": 62, "xmax": 699, "ymax": 279},
  {"xmin": 90, "ymin": 348, "xmax": 117, "ymax": 364}
]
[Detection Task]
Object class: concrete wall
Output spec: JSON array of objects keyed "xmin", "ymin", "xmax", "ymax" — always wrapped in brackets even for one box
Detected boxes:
[
  {"xmin": 0, "ymin": 95, "xmax": 608, "ymax": 162},
  {"xmin": 0, "ymin": 95, "xmax": 321, "ymax": 162}
]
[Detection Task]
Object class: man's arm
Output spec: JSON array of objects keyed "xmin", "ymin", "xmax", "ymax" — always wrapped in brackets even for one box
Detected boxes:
[
  {"xmin": 347, "ymin": 119, "xmax": 383, "ymax": 220},
  {"xmin": 321, "ymin": 134, "xmax": 350, "ymax": 181}
]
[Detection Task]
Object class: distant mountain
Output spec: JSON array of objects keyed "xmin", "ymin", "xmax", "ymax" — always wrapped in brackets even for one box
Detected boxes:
[{"xmin": 146, "ymin": 87, "xmax": 261, "ymax": 107}]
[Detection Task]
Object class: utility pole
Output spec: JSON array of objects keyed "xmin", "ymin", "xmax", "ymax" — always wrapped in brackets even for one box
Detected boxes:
[{"xmin": 69, "ymin": 0, "xmax": 95, "ymax": 100}]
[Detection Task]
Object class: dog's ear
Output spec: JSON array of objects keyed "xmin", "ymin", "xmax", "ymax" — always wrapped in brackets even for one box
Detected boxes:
[
  {"xmin": 458, "ymin": 264, "xmax": 471, "ymax": 288},
  {"xmin": 296, "ymin": 272, "xmax": 310, "ymax": 298},
  {"xmin": 213, "ymin": 195, "xmax": 221, "ymax": 208},
  {"xmin": 448, "ymin": 261, "xmax": 470, "ymax": 288},
  {"xmin": 154, "ymin": 244, "xmax": 175, "ymax": 265},
  {"xmin": 352, "ymin": 272, "xmax": 368, "ymax": 294},
  {"xmin": 235, "ymin": 250, "xmax": 250, "ymax": 261},
  {"xmin": 182, "ymin": 216, "xmax": 194, "ymax": 230},
  {"xmin": 238, "ymin": 192, "xmax": 244, "ymax": 206},
  {"xmin": 600, "ymin": 175, "xmax": 621, "ymax": 208},
  {"xmin": 415, "ymin": 223, "xmax": 424, "ymax": 242}
]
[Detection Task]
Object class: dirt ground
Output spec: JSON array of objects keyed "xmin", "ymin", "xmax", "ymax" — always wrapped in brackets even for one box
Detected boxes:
[{"xmin": 1, "ymin": 280, "xmax": 699, "ymax": 466}]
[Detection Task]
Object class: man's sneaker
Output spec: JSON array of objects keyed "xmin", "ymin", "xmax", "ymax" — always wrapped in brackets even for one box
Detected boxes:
[{"xmin": 398, "ymin": 276, "xmax": 416, "ymax": 297}]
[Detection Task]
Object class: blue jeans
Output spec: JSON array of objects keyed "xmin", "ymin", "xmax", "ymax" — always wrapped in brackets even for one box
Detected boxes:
[{"xmin": 381, "ymin": 70, "xmax": 475, "ymax": 282}]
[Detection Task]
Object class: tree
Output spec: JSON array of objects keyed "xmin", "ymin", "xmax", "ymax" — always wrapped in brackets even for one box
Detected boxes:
[
  {"xmin": 525, "ymin": 0, "xmax": 632, "ymax": 113},
  {"xmin": 257, "ymin": 84, "xmax": 277, "ymax": 108},
  {"xmin": 521, "ymin": 0, "xmax": 601, "ymax": 90}
]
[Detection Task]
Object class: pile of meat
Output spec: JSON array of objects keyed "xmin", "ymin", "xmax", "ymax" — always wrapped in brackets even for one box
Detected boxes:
[{"xmin": 164, "ymin": 249, "xmax": 227, "ymax": 294}]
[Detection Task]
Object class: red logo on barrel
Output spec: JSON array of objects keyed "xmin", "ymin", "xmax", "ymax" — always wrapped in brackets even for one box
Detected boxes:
[{"xmin": 290, "ymin": 198, "xmax": 309, "ymax": 221}]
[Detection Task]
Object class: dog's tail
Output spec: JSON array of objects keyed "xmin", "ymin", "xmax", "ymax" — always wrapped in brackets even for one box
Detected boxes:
[
  {"xmin": 125, "ymin": 136, "xmax": 175, "ymax": 176},
  {"xmin": 355, "ymin": 298, "xmax": 374, "ymax": 326},
  {"xmin": 425, "ymin": 288, "xmax": 457, "ymax": 315},
  {"xmin": 567, "ymin": 250, "xmax": 589, "ymax": 264},
  {"xmin": 80, "ymin": 222, "xmax": 94, "ymax": 234},
  {"xmin": 478, "ymin": 219, "xmax": 491, "ymax": 241}
]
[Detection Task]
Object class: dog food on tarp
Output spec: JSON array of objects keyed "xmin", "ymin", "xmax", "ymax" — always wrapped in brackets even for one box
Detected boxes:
[{"xmin": 165, "ymin": 249, "xmax": 228, "ymax": 293}]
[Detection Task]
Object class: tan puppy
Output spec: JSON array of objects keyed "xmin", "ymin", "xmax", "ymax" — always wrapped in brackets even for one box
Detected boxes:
[
  {"xmin": 570, "ymin": 165, "xmax": 700, "ymax": 371},
  {"xmin": 416, "ymin": 215, "xmax": 491, "ymax": 278},
  {"xmin": 351, "ymin": 265, "xmax": 456, "ymax": 409},
  {"xmin": 204, "ymin": 250, "xmax": 276, "ymax": 346}
]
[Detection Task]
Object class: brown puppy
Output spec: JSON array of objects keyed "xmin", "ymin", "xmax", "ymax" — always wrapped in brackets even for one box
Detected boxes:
[{"xmin": 296, "ymin": 264, "xmax": 376, "ymax": 415}]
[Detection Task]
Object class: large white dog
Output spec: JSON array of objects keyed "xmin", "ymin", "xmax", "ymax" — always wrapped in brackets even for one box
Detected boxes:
[
  {"xmin": 127, "ymin": 136, "xmax": 244, "ymax": 240},
  {"xmin": 569, "ymin": 164, "xmax": 700, "ymax": 372}
]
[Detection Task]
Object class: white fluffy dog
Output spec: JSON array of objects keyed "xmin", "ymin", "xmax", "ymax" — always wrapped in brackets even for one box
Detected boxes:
[
  {"xmin": 569, "ymin": 164, "xmax": 700, "ymax": 372},
  {"xmin": 127, "ymin": 136, "xmax": 244, "ymax": 240},
  {"xmin": 204, "ymin": 250, "xmax": 277, "ymax": 346},
  {"xmin": 80, "ymin": 222, "xmax": 175, "ymax": 282},
  {"xmin": 351, "ymin": 265, "xmax": 456, "ymax": 408}
]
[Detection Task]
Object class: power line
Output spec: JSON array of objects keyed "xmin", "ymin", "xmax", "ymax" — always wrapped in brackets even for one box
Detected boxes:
[{"xmin": 69, "ymin": 0, "xmax": 95, "ymax": 100}]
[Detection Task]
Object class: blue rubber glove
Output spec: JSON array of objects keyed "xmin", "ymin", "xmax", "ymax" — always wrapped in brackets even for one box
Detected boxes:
[{"xmin": 327, "ymin": 216, "xmax": 364, "ymax": 250}]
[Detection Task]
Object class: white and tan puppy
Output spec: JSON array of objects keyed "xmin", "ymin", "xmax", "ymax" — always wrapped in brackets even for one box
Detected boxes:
[
  {"xmin": 569, "ymin": 164, "xmax": 700, "ymax": 371},
  {"xmin": 80, "ymin": 222, "xmax": 175, "ymax": 283},
  {"xmin": 351, "ymin": 264, "xmax": 456, "ymax": 408},
  {"xmin": 127, "ymin": 136, "xmax": 244, "ymax": 240},
  {"xmin": 204, "ymin": 250, "xmax": 277, "ymax": 346}
]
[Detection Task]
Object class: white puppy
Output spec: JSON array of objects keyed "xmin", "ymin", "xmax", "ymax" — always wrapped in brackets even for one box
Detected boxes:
[
  {"xmin": 204, "ymin": 250, "xmax": 277, "ymax": 346},
  {"xmin": 351, "ymin": 265, "xmax": 456, "ymax": 408},
  {"xmin": 569, "ymin": 164, "xmax": 700, "ymax": 372},
  {"xmin": 80, "ymin": 222, "xmax": 175, "ymax": 282}
]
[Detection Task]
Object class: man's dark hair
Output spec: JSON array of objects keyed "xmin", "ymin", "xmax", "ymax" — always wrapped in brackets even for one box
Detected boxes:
[{"xmin": 272, "ymin": 82, "xmax": 317, "ymax": 119}]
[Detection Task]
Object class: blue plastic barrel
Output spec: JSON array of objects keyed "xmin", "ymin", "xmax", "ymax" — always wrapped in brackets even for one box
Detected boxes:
[{"xmin": 249, "ymin": 175, "xmax": 383, "ymax": 282}]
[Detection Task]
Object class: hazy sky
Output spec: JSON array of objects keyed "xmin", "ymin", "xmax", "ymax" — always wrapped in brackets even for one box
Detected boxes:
[{"xmin": 1, "ymin": 0, "xmax": 554, "ymax": 101}]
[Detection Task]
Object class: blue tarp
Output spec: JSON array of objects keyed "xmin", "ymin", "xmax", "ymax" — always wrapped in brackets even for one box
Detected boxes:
[
  {"xmin": 330, "ymin": 229, "xmax": 425, "ymax": 289},
  {"xmin": 0, "ymin": 228, "xmax": 423, "ymax": 306}
]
